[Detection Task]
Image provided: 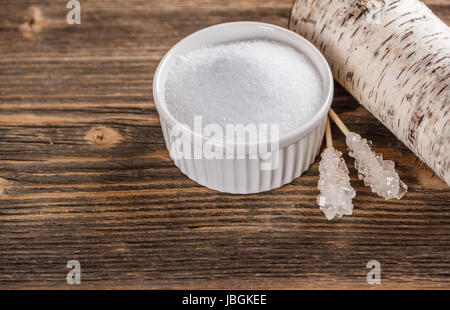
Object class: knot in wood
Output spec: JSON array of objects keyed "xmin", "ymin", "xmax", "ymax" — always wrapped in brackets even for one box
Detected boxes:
[
  {"xmin": 19, "ymin": 6, "xmax": 44, "ymax": 39},
  {"xmin": 85, "ymin": 126, "xmax": 122, "ymax": 149}
]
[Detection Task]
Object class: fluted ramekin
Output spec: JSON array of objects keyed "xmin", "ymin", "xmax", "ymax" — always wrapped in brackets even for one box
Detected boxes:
[{"xmin": 153, "ymin": 22, "xmax": 333, "ymax": 194}]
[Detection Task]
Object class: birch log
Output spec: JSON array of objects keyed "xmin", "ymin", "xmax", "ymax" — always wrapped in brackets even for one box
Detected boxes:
[{"xmin": 289, "ymin": 0, "xmax": 449, "ymax": 186}]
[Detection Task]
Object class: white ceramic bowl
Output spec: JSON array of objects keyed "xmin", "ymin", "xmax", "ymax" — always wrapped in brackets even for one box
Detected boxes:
[{"xmin": 153, "ymin": 22, "xmax": 333, "ymax": 194}]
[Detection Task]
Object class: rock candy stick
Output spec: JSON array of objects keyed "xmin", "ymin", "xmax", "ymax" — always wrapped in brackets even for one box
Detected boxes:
[
  {"xmin": 329, "ymin": 109, "xmax": 407, "ymax": 199},
  {"xmin": 317, "ymin": 117, "xmax": 356, "ymax": 220}
]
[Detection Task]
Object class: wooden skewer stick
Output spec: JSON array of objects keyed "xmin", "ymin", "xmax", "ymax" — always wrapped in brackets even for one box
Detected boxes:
[
  {"xmin": 328, "ymin": 108, "xmax": 350, "ymax": 136},
  {"xmin": 326, "ymin": 117, "xmax": 332, "ymax": 148}
]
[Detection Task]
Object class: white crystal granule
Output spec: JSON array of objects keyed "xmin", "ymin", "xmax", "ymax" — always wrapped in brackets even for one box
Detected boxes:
[
  {"xmin": 165, "ymin": 39, "xmax": 323, "ymax": 136},
  {"xmin": 317, "ymin": 147, "xmax": 356, "ymax": 220},
  {"xmin": 346, "ymin": 132, "xmax": 407, "ymax": 200}
]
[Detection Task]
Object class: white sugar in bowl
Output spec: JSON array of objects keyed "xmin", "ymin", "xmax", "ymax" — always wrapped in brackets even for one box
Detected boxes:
[{"xmin": 153, "ymin": 22, "xmax": 333, "ymax": 194}]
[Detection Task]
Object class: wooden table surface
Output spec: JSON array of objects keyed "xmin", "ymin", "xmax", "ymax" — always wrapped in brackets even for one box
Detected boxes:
[{"xmin": 0, "ymin": 0, "xmax": 449, "ymax": 289}]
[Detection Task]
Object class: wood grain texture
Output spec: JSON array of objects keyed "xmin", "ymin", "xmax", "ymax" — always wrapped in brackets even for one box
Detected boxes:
[{"xmin": 0, "ymin": 0, "xmax": 449, "ymax": 289}]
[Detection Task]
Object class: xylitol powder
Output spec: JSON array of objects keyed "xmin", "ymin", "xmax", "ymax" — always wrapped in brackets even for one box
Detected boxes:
[{"xmin": 165, "ymin": 39, "xmax": 323, "ymax": 135}]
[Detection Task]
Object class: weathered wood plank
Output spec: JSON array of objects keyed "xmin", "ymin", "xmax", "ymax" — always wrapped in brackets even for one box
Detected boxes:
[{"xmin": 0, "ymin": 0, "xmax": 449, "ymax": 289}]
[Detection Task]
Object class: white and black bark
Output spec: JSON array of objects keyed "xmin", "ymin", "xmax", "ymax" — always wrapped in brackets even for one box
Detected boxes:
[{"xmin": 290, "ymin": 0, "xmax": 449, "ymax": 185}]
